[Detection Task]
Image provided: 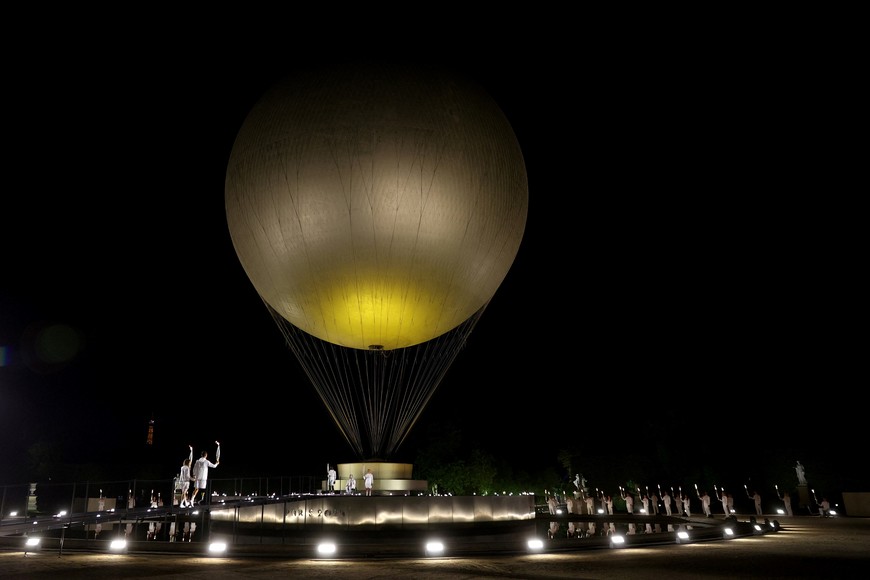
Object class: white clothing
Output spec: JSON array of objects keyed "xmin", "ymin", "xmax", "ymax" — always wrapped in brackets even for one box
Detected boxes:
[
  {"xmin": 752, "ymin": 493, "xmax": 762, "ymax": 516},
  {"xmin": 178, "ymin": 447, "xmax": 194, "ymax": 501},
  {"xmin": 179, "ymin": 465, "xmax": 191, "ymax": 490},
  {"xmin": 819, "ymin": 499, "xmax": 830, "ymax": 516},
  {"xmin": 364, "ymin": 471, "xmax": 374, "ymax": 490},
  {"xmin": 193, "ymin": 456, "xmax": 218, "ymax": 487},
  {"xmin": 547, "ymin": 496, "xmax": 557, "ymax": 515},
  {"xmin": 701, "ymin": 493, "xmax": 711, "ymax": 516}
]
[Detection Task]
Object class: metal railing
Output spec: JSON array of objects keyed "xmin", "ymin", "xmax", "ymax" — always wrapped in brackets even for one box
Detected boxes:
[{"xmin": 0, "ymin": 475, "xmax": 319, "ymax": 524}]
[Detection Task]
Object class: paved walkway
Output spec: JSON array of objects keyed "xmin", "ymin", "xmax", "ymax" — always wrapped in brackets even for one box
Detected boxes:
[{"xmin": 0, "ymin": 515, "xmax": 867, "ymax": 579}]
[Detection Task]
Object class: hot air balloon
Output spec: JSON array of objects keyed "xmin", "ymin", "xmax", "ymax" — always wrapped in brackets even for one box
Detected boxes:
[{"xmin": 226, "ymin": 62, "xmax": 527, "ymax": 460}]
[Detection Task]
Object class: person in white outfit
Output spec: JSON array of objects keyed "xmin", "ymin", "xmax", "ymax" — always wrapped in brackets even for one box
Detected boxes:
[
  {"xmin": 585, "ymin": 494, "xmax": 595, "ymax": 515},
  {"xmin": 715, "ymin": 488, "xmax": 727, "ymax": 516},
  {"xmin": 190, "ymin": 450, "xmax": 219, "ymax": 505},
  {"xmin": 327, "ymin": 466, "xmax": 337, "ymax": 492},
  {"xmin": 364, "ymin": 469, "xmax": 374, "ymax": 496},
  {"xmin": 662, "ymin": 490, "xmax": 673, "ymax": 516},
  {"xmin": 699, "ymin": 490, "xmax": 712, "ymax": 517},
  {"xmin": 178, "ymin": 445, "xmax": 194, "ymax": 507},
  {"xmin": 749, "ymin": 490, "xmax": 762, "ymax": 516},
  {"xmin": 346, "ymin": 474, "xmax": 356, "ymax": 495},
  {"xmin": 819, "ymin": 497, "xmax": 830, "ymax": 517}
]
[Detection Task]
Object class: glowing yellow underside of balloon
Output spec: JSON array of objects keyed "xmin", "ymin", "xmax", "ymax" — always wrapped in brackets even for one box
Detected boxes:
[{"xmin": 280, "ymin": 274, "xmax": 461, "ymax": 351}]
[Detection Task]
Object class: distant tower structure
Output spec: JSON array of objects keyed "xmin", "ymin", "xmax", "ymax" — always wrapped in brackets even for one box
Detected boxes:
[{"xmin": 146, "ymin": 415, "xmax": 155, "ymax": 446}]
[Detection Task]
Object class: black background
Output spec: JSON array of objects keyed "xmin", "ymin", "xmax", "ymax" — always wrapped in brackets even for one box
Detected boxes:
[{"xmin": 1, "ymin": 22, "xmax": 863, "ymax": 498}]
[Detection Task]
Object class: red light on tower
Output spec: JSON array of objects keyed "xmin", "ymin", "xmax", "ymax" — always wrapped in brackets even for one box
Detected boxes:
[{"xmin": 146, "ymin": 416, "xmax": 155, "ymax": 446}]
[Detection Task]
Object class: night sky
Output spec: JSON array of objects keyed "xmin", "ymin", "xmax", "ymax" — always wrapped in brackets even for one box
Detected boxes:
[{"xmin": 1, "ymin": 33, "xmax": 863, "ymax": 498}]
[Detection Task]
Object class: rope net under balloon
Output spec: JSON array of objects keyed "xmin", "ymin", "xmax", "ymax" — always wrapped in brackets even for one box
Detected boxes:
[{"xmin": 264, "ymin": 300, "xmax": 487, "ymax": 460}]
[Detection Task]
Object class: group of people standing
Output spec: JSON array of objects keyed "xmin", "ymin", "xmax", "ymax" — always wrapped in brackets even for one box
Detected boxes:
[
  {"xmin": 555, "ymin": 485, "xmax": 796, "ymax": 519},
  {"xmin": 556, "ymin": 460, "xmax": 819, "ymax": 520},
  {"xmin": 325, "ymin": 465, "xmax": 375, "ymax": 496}
]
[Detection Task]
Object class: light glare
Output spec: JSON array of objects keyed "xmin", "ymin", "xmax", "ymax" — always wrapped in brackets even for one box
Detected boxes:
[
  {"xmin": 317, "ymin": 542, "xmax": 337, "ymax": 555},
  {"xmin": 425, "ymin": 540, "xmax": 445, "ymax": 555},
  {"xmin": 110, "ymin": 539, "xmax": 127, "ymax": 551}
]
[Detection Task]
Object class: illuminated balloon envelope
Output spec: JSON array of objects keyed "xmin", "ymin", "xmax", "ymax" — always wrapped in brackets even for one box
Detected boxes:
[{"xmin": 226, "ymin": 63, "xmax": 527, "ymax": 459}]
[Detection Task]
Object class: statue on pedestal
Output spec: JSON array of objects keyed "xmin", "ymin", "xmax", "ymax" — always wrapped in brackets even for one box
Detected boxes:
[{"xmin": 795, "ymin": 461, "xmax": 807, "ymax": 485}]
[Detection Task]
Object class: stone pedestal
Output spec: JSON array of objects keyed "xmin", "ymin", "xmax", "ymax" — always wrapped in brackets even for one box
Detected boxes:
[
  {"xmin": 797, "ymin": 484, "xmax": 810, "ymax": 510},
  {"xmin": 27, "ymin": 483, "xmax": 37, "ymax": 515}
]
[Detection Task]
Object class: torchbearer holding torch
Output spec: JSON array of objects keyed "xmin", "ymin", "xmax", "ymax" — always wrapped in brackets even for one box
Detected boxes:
[
  {"xmin": 698, "ymin": 488, "xmax": 712, "ymax": 517},
  {"xmin": 662, "ymin": 486, "xmax": 673, "ymax": 516},
  {"xmin": 190, "ymin": 443, "xmax": 220, "ymax": 505},
  {"xmin": 716, "ymin": 485, "xmax": 727, "ymax": 516},
  {"xmin": 748, "ymin": 488, "xmax": 763, "ymax": 516}
]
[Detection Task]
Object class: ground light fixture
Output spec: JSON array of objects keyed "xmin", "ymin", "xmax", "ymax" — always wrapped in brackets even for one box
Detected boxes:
[
  {"xmin": 316, "ymin": 541, "xmax": 337, "ymax": 556},
  {"xmin": 425, "ymin": 540, "xmax": 445, "ymax": 556},
  {"xmin": 208, "ymin": 542, "xmax": 227, "ymax": 555},
  {"xmin": 752, "ymin": 523, "xmax": 764, "ymax": 535},
  {"xmin": 527, "ymin": 538, "xmax": 544, "ymax": 551},
  {"xmin": 24, "ymin": 537, "xmax": 41, "ymax": 555},
  {"xmin": 109, "ymin": 539, "xmax": 127, "ymax": 552},
  {"xmin": 723, "ymin": 527, "xmax": 735, "ymax": 538},
  {"xmin": 609, "ymin": 535, "xmax": 626, "ymax": 548},
  {"xmin": 675, "ymin": 530, "xmax": 691, "ymax": 544}
]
